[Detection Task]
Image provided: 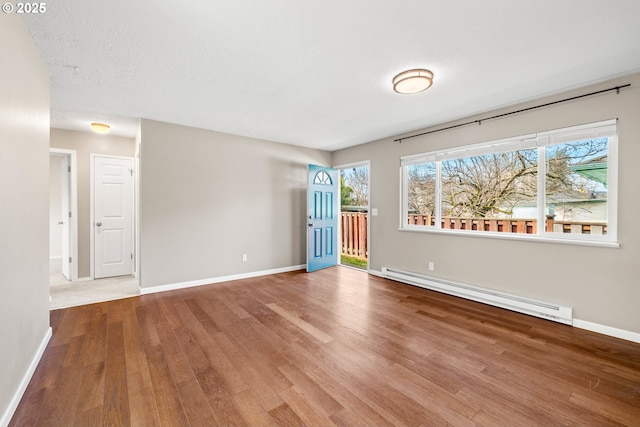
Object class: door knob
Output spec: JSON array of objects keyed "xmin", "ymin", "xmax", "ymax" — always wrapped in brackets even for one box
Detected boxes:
[{"xmin": 96, "ymin": 222, "xmax": 102, "ymax": 227}]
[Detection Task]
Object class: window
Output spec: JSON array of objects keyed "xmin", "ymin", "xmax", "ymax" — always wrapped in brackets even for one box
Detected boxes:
[
  {"xmin": 406, "ymin": 162, "xmax": 436, "ymax": 225},
  {"xmin": 400, "ymin": 119, "xmax": 618, "ymax": 244},
  {"xmin": 314, "ymin": 170, "xmax": 332, "ymax": 185},
  {"xmin": 545, "ymin": 138, "xmax": 609, "ymax": 236}
]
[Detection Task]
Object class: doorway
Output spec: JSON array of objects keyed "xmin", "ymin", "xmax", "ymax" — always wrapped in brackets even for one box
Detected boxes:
[
  {"xmin": 49, "ymin": 148, "xmax": 140, "ymax": 310},
  {"xmin": 49, "ymin": 149, "xmax": 78, "ymax": 283},
  {"xmin": 337, "ymin": 162, "xmax": 370, "ymax": 270}
]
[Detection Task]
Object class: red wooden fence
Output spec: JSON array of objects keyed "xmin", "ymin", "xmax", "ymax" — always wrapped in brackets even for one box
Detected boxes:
[
  {"xmin": 340, "ymin": 212, "xmax": 606, "ymax": 260},
  {"xmin": 341, "ymin": 212, "xmax": 368, "ymax": 258},
  {"xmin": 407, "ymin": 214, "xmax": 607, "ymax": 235}
]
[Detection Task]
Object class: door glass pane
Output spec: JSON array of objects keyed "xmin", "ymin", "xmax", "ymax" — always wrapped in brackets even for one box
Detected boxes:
[{"xmin": 314, "ymin": 171, "xmax": 332, "ymax": 185}]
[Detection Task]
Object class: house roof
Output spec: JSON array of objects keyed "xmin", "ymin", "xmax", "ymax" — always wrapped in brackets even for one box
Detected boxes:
[{"xmin": 570, "ymin": 156, "xmax": 608, "ymax": 186}]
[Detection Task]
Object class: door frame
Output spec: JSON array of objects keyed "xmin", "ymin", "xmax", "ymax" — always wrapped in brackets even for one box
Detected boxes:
[
  {"xmin": 334, "ymin": 160, "xmax": 371, "ymax": 271},
  {"xmin": 90, "ymin": 154, "xmax": 135, "ymax": 279},
  {"xmin": 49, "ymin": 148, "xmax": 78, "ymax": 281}
]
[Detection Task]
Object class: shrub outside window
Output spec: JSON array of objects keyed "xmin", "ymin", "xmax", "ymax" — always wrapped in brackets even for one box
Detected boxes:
[{"xmin": 400, "ymin": 119, "xmax": 618, "ymax": 244}]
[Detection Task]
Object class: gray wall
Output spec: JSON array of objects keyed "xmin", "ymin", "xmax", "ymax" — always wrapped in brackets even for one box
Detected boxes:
[
  {"xmin": 50, "ymin": 129, "xmax": 136, "ymax": 278},
  {"xmin": 139, "ymin": 119, "xmax": 331, "ymax": 288},
  {"xmin": 333, "ymin": 72, "xmax": 640, "ymax": 334},
  {"xmin": 0, "ymin": 14, "xmax": 50, "ymax": 424}
]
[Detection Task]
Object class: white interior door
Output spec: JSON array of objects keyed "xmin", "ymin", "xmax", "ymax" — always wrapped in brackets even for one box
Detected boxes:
[
  {"xmin": 94, "ymin": 156, "xmax": 134, "ymax": 279},
  {"xmin": 60, "ymin": 156, "xmax": 71, "ymax": 280}
]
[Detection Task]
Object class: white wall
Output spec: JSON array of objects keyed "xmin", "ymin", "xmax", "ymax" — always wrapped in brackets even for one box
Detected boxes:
[
  {"xmin": 333, "ymin": 72, "xmax": 640, "ymax": 335},
  {"xmin": 0, "ymin": 14, "xmax": 51, "ymax": 426},
  {"xmin": 139, "ymin": 119, "xmax": 331, "ymax": 289},
  {"xmin": 49, "ymin": 155, "xmax": 63, "ymax": 258}
]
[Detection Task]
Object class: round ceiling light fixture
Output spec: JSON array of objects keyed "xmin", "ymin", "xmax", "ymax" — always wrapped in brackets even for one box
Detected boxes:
[
  {"xmin": 392, "ymin": 68, "xmax": 434, "ymax": 94},
  {"xmin": 90, "ymin": 122, "xmax": 111, "ymax": 134}
]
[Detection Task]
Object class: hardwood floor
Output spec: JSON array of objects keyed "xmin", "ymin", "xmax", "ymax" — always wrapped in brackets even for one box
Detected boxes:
[{"xmin": 10, "ymin": 266, "xmax": 640, "ymax": 426}]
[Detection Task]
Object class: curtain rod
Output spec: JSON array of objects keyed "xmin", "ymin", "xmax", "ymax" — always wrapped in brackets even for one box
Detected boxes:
[{"xmin": 394, "ymin": 83, "xmax": 631, "ymax": 143}]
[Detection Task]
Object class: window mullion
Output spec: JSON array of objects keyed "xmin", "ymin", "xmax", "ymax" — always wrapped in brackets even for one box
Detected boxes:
[
  {"xmin": 606, "ymin": 135, "xmax": 618, "ymax": 239},
  {"xmin": 401, "ymin": 165, "xmax": 407, "ymax": 228},
  {"xmin": 435, "ymin": 161, "xmax": 442, "ymax": 229},
  {"xmin": 537, "ymin": 144, "xmax": 546, "ymax": 236}
]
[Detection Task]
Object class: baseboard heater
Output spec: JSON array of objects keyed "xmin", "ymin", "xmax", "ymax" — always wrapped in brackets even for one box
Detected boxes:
[{"xmin": 381, "ymin": 267, "xmax": 573, "ymax": 325}]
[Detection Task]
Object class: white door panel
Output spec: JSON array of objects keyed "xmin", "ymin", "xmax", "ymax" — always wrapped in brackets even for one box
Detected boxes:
[{"xmin": 94, "ymin": 156, "xmax": 133, "ymax": 279}]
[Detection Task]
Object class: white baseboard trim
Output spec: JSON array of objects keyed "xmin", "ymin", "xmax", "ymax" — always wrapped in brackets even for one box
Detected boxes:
[
  {"xmin": 49, "ymin": 255, "xmax": 62, "ymax": 260},
  {"xmin": 1, "ymin": 326, "xmax": 52, "ymax": 427},
  {"xmin": 367, "ymin": 268, "xmax": 384, "ymax": 278},
  {"xmin": 77, "ymin": 277, "xmax": 92, "ymax": 282},
  {"xmin": 368, "ymin": 269, "xmax": 640, "ymax": 344},
  {"xmin": 573, "ymin": 319, "xmax": 640, "ymax": 344},
  {"xmin": 140, "ymin": 264, "xmax": 307, "ymax": 295}
]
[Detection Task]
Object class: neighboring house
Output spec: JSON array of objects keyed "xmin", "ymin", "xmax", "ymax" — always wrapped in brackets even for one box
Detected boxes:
[{"xmin": 513, "ymin": 154, "xmax": 609, "ymax": 226}]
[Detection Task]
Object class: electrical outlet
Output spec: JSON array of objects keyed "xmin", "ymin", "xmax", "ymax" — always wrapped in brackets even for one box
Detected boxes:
[
  {"xmin": 428, "ymin": 262, "xmax": 434, "ymax": 271},
  {"xmin": 242, "ymin": 254, "xmax": 248, "ymax": 262}
]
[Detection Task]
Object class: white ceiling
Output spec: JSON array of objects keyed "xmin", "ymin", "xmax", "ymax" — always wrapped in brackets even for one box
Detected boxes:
[{"xmin": 24, "ymin": 1, "xmax": 640, "ymax": 151}]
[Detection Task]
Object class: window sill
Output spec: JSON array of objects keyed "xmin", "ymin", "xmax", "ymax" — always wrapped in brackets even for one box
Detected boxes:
[{"xmin": 397, "ymin": 227, "xmax": 620, "ymax": 248}]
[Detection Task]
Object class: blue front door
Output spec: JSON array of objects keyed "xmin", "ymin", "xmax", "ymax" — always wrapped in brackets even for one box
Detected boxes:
[{"xmin": 307, "ymin": 164, "xmax": 338, "ymax": 272}]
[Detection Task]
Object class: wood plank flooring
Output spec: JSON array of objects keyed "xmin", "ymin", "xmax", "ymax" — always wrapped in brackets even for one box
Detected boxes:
[{"xmin": 10, "ymin": 266, "xmax": 640, "ymax": 426}]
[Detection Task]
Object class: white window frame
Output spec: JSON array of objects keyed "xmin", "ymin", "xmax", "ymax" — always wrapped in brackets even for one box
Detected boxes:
[{"xmin": 399, "ymin": 119, "xmax": 619, "ymax": 248}]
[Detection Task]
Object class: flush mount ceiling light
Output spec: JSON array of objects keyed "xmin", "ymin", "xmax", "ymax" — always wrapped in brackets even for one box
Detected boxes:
[
  {"xmin": 90, "ymin": 122, "xmax": 111, "ymax": 134},
  {"xmin": 392, "ymin": 68, "xmax": 434, "ymax": 94}
]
